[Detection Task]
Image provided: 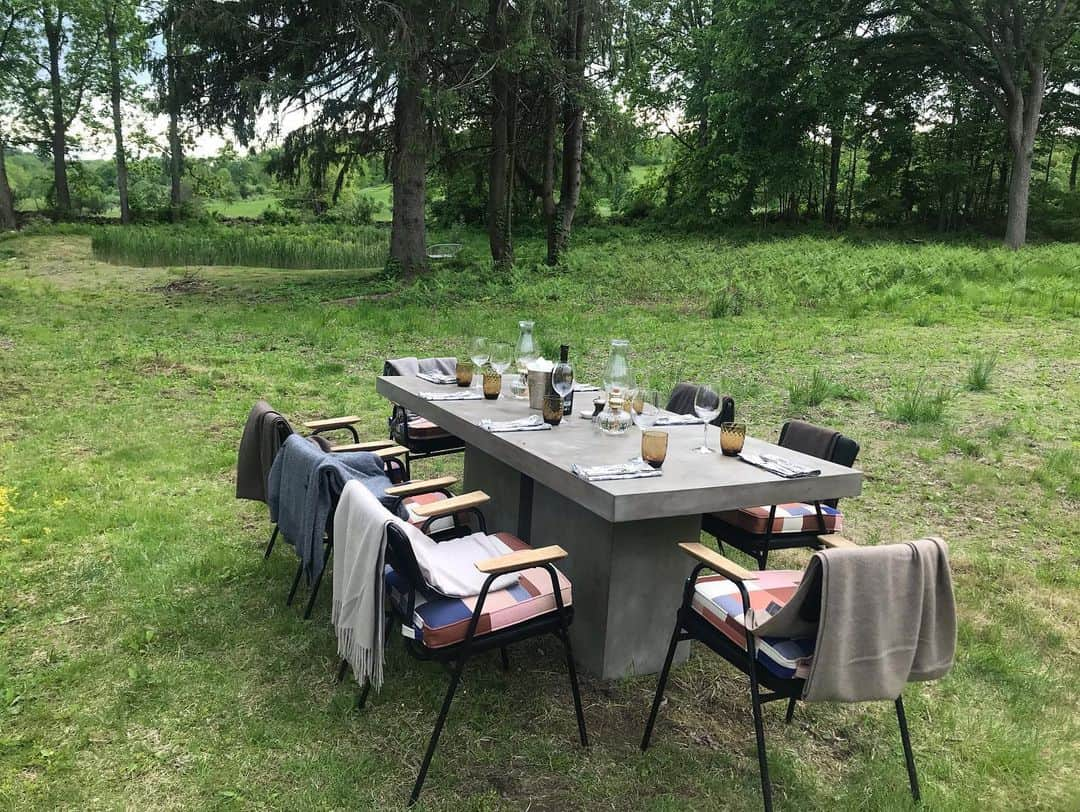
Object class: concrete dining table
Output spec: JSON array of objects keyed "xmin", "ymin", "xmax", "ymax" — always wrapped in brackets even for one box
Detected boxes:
[{"xmin": 376, "ymin": 375, "xmax": 863, "ymax": 679}]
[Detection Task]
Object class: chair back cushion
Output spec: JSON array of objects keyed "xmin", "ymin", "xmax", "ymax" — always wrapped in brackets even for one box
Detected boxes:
[
  {"xmin": 779, "ymin": 420, "xmax": 860, "ymax": 467},
  {"xmin": 665, "ymin": 383, "xmax": 735, "ymax": 425},
  {"xmin": 384, "ymin": 357, "xmax": 458, "ymax": 377}
]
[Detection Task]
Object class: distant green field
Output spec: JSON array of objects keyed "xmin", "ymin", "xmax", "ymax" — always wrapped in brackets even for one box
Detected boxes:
[{"xmin": 204, "ymin": 196, "xmax": 282, "ymax": 218}]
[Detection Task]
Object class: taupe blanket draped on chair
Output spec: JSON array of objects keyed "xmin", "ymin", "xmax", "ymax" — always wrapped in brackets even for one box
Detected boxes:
[{"xmin": 236, "ymin": 400, "xmax": 291, "ymax": 503}]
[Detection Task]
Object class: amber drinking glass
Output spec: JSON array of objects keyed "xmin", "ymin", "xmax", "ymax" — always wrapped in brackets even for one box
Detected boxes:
[
  {"xmin": 719, "ymin": 422, "xmax": 746, "ymax": 456},
  {"xmin": 455, "ymin": 360, "xmax": 473, "ymax": 387},
  {"xmin": 482, "ymin": 371, "xmax": 501, "ymax": 399},
  {"xmin": 542, "ymin": 394, "xmax": 564, "ymax": 426},
  {"xmin": 641, "ymin": 430, "xmax": 669, "ymax": 469}
]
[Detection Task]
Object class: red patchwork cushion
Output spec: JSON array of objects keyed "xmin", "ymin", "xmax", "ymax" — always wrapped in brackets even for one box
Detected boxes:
[
  {"xmin": 714, "ymin": 502, "xmax": 842, "ymax": 535},
  {"xmin": 385, "ymin": 532, "xmax": 572, "ymax": 649}
]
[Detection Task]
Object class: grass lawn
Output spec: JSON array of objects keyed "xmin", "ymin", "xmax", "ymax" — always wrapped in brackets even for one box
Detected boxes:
[{"xmin": 0, "ymin": 226, "xmax": 1077, "ymax": 809}]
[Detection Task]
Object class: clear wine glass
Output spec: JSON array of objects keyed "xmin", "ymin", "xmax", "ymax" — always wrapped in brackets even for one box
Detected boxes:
[
  {"xmin": 470, "ymin": 336, "xmax": 489, "ymax": 389},
  {"xmin": 692, "ymin": 383, "xmax": 721, "ymax": 454},
  {"xmin": 489, "ymin": 342, "xmax": 512, "ymax": 375},
  {"xmin": 552, "ymin": 358, "xmax": 574, "ymax": 399},
  {"xmin": 632, "ymin": 388, "xmax": 661, "ymax": 430}
]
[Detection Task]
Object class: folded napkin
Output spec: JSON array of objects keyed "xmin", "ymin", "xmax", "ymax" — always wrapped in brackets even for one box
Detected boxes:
[
  {"xmin": 421, "ymin": 390, "xmax": 483, "ymax": 401},
  {"xmin": 417, "ymin": 372, "xmax": 457, "ymax": 385},
  {"xmin": 654, "ymin": 412, "xmax": 704, "ymax": 426},
  {"xmin": 739, "ymin": 451, "xmax": 821, "ymax": 478},
  {"xmin": 479, "ymin": 415, "xmax": 552, "ymax": 433},
  {"xmin": 572, "ymin": 382, "xmax": 601, "ymax": 392},
  {"xmin": 571, "ymin": 461, "xmax": 663, "ymax": 482}
]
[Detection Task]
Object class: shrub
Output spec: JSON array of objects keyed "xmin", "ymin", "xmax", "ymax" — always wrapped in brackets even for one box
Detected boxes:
[
  {"xmin": 965, "ymin": 353, "xmax": 997, "ymax": 391},
  {"xmin": 710, "ymin": 284, "xmax": 745, "ymax": 318},
  {"xmin": 789, "ymin": 369, "xmax": 840, "ymax": 411}
]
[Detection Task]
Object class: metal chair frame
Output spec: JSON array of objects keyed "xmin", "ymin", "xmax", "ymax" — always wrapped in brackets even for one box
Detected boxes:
[
  {"xmin": 641, "ymin": 561, "xmax": 921, "ymax": 812},
  {"xmin": 346, "ymin": 520, "xmax": 588, "ymax": 805}
]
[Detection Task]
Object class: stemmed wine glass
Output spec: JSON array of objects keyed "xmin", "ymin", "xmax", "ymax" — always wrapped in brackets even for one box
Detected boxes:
[
  {"xmin": 489, "ymin": 342, "xmax": 512, "ymax": 376},
  {"xmin": 552, "ymin": 355, "xmax": 574, "ymax": 402},
  {"xmin": 470, "ymin": 337, "xmax": 489, "ymax": 389},
  {"xmin": 632, "ymin": 388, "xmax": 661, "ymax": 430},
  {"xmin": 692, "ymin": 383, "xmax": 721, "ymax": 454}
]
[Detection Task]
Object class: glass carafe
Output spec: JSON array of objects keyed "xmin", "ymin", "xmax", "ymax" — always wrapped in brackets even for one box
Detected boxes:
[
  {"xmin": 603, "ymin": 339, "xmax": 632, "ymax": 396},
  {"xmin": 597, "ymin": 390, "xmax": 634, "ymax": 435},
  {"xmin": 514, "ymin": 320, "xmax": 537, "ymax": 399}
]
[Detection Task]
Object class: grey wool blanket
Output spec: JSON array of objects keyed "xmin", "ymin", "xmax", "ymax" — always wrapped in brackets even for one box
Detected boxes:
[
  {"xmin": 236, "ymin": 400, "xmax": 292, "ymax": 503},
  {"xmin": 749, "ymin": 536, "xmax": 956, "ymax": 702},
  {"xmin": 267, "ymin": 435, "xmax": 399, "ymax": 584}
]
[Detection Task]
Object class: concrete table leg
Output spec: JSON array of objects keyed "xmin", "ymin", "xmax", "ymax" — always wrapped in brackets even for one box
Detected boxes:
[
  {"xmin": 463, "ymin": 445, "xmax": 530, "ymax": 539},
  {"xmin": 530, "ymin": 482, "xmax": 697, "ymax": 679}
]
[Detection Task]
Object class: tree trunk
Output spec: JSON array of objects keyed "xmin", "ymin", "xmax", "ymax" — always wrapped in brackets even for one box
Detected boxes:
[
  {"xmin": 0, "ymin": 134, "xmax": 16, "ymax": 231},
  {"xmin": 824, "ymin": 124, "xmax": 843, "ymax": 225},
  {"xmin": 1003, "ymin": 67, "xmax": 1044, "ymax": 250},
  {"xmin": 844, "ymin": 136, "xmax": 858, "ymax": 225},
  {"xmin": 541, "ymin": 90, "xmax": 559, "ymax": 265},
  {"xmin": 487, "ymin": 0, "xmax": 512, "ymax": 269},
  {"xmin": 44, "ymin": 11, "xmax": 71, "ymax": 218},
  {"xmin": 389, "ymin": 67, "xmax": 428, "ymax": 275},
  {"xmin": 107, "ymin": 14, "xmax": 131, "ymax": 224},
  {"xmin": 1070, "ymin": 148, "xmax": 1078, "ymax": 192},
  {"xmin": 1044, "ymin": 132, "xmax": 1054, "ymax": 185},
  {"xmin": 165, "ymin": 11, "xmax": 184, "ymax": 220},
  {"xmin": 550, "ymin": 0, "xmax": 588, "ymax": 264}
]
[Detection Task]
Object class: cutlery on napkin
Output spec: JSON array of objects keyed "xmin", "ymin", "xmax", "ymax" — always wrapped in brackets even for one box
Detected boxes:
[
  {"xmin": 417, "ymin": 372, "xmax": 458, "ymax": 385},
  {"xmin": 572, "ymin": 382, "xmax": 601, "ymax": 392},
  {"xmin": 421, "ymin": 391, "xmax": 483, "ymax": 401},
  {"xmin": 479, "ymin": 415, "xmax": 552, "ymax": 433},
  {"xmin": 738, "ymin": 451, "xmax": 821, "ymax": 478},
  {"xmin": 570, "ymin": 461, "xmax": 663, "ymax": 481}
]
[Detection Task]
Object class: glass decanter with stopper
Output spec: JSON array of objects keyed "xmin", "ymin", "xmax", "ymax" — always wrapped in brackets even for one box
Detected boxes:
[{"xmin": 597, "ymin": 339, "xmax": 634, "ymax": 435}]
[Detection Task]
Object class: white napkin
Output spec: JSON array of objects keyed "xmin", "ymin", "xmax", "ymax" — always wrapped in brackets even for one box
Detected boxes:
[
  {"xmin": 479, "ymin": 415, "xmax": 552, "ymax": 433},
  {"xmin": 654, "ymin": 412, "xmax": 704, "ymax": 426},
  {"xmin": 421, "ymin": 390, "xmax": 483, "ymax": 401},
  {"xmin": 571, "ymin": 461, "xmax": 662, "ymax": 481},
  {"xmin": 739, "ymin": 451, "xmax": 820, "ymax": 478},
  {"xmin": 417, "ymin": 372, "xmax": 457, "ymax": 385},
  {"xmin": 572, "ymin": 382, "xmax": 600, "ymax": 392}
]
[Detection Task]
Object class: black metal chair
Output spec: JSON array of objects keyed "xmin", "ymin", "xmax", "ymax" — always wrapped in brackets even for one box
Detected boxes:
[
  {"xmin": 383, "ymin": 358, "xmax": 466, "ymax": 479},
  {"xmin": 702, "ymin": 420, "xmax": 859, "ymax": 569},
  {"xmin": 665, "ymin": 382, "xmax": 735, "ymax": 425},
  {"xmin": 642, "ymin": 539, "xmax": 931, "ymax": 812},
  {"xmin": 341, "ymin": 492, "xmax": 587, "ymax": 806}
]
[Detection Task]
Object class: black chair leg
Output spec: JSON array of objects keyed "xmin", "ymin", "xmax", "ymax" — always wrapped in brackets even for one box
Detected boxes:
[
  {"xmin": 286, "ymin": 560, "xmax": 303, "ymax": 606},
  {"xmin": 757, "ymin": 549, "xmax": 769, "ymax": 570},
  {"xmin": 336, "ymin": 658, "xmax": 349, "ymax": 684},
  {"xmin": 895, "ymin": 696, "xmax": 921, "ymax": 801},
  {"xmin": 641, "ymin": 622, "xmax": 682, "ymax": 751},
  {"xmin": 410, "ymin": 654, "xmax": 469, "ymax": 805},
  {"xmin": 499, "ymin": 646, "xmax": 510, "ymax": 672},
  {"xmin": 357, "ymin": 680, "xmax": 372, "ymax": 710},
  {"xmin": 558, "ymin": 631, "xmax": 588, "ymax": 748},
  {"xmin": 785, "ymin": 695, "xmax": 797, "ymax": 724},
  {"xmin": 747, "ymin": 659, "xmax": 773, "ymax": 811},
  {"xmin": 302, "ymin": 543, "xmax": 333, "ymax": 619},
  {"xmin": 264, "ymin": 526, "xmax": 279, "ymax": 559}
]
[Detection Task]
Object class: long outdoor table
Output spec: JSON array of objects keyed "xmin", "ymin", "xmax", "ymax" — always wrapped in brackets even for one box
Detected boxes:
[{"xmin": 376, "ymin": 375, "xmax": 863, "ymax": 678}]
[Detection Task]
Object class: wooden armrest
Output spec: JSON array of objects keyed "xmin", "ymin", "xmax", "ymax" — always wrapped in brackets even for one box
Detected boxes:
[
  {"xmin": 385, "ymin": 475, "xmax": 458, "ymax": 497},
  {"xmin": 373, "ymin": 445, "xmax": 407, "ymax": 460},
  {"xmin": 409, "ymin": 490, "xmax": 489, "ymax": 518},
  {"xmin": 678, "ymin": 542, "xmax": 757, "ymax": 582},
  {"xmin": 475, "ymin": 545, "xmax": 568, "ymax": 575},
  {"xmin": 817, "ymin": 534, "xmax": 857, "ymax": 549},
  {"xmin": 330, "ymin": 439, "xmax": 395, "ymax": 452},
  {"xmin": 303, "ymin": 415, "xmax": 361, "ymax": 431}
]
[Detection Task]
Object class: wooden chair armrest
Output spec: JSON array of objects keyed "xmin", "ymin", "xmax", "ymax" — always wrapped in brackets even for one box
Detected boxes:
[
  {"xmin": 475, "ymin": 545, "xmax": 568, "ymax": 575},
  {"xmin": 330, "ymin": 439, "xmax": 396, "ymax": 453},
  {"xmin": 385, "ymin": 475, "xmax": 458, "ymax": 498},
  {"xmin": 373, "ymin": 445, "xmax": 408, "ymax": 460},
  {"xmin": 817, "ymin": 534, "xmax": 857, "ymax": 549},
  {"xmin": 678, "ymin": 542, "xmax": 757, "ymax": 582},
  {"xmin": 409, "ymin": 490, "xmax": 489, "ymax": 518},
  {"xmin": 303, "ymin": 415, "xmax": 361, "ymax": 431}
]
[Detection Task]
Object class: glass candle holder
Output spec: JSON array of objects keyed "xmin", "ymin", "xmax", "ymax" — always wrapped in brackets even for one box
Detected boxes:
[
  {"xmin": 542, "ymin": 394, "xmax": 564, "ymax": 426},
  {"xmin": 641, "ymin": 430, "xmax": 669, "ymax": 469},
  {"xmin": 720, "ymin": 422, "xmax": 746, "ymax": 456},
  {"xmin": 482, "ymin": 371, "xmax": 501, "ymax": 400},
  {"xmin": 455, "ymin": 360, "xmax": 473, "ymax": 387}
]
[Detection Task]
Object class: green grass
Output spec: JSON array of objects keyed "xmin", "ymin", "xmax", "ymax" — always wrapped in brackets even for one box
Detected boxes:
[
  {"xmin": 205, "ymin": 195, "xmax": 282, "ymax": 218},
  {"xmin": 885, "ymin": 382, "xmax": 951, "ymax": 424},
  {"xmin": 91, "ymin": 223, "xmax": 388, "ymax": 270},
  {"xmin": 965, "ymin": 352, "xmax": 998, "ymax": 391},
  {"xmin": 1, "ymin": 225, "xmax": 1078, "ymax": 809}
]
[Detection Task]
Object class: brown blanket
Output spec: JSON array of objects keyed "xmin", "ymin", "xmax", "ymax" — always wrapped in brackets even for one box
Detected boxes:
[
  {"xmin": 236, "ymin": 400, "xmax": 293, "ymax": 503},
  {"xmin": 750, "ymin": 536, "xmax": 956, "ymax": 702}
]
